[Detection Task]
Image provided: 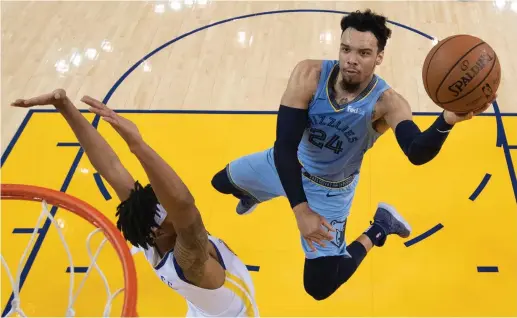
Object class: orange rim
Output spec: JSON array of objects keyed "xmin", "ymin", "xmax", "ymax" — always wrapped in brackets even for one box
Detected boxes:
[{"xmin": 1, "ymin": 184, "xmax": 138, "ymax": 317}]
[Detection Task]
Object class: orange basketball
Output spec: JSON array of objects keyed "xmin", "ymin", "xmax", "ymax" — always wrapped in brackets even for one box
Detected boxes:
[{"xmin": 422, "ymin": 34, "xmax": 501, "ymax": 113}]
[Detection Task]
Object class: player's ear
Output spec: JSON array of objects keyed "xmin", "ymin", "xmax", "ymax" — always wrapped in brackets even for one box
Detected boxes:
[{"xmin": 376, "ymin": 50, "xmax": 384, "ymax": 65}]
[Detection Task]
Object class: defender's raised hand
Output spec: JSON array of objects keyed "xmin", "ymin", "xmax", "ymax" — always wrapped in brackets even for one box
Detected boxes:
[
  {"xmin": 81, "ymin": 95, "xmax": 143, "ymax": 148},
  {"xmin": 11, "ymin": 89, "xmax": 68, "ymax": 109}
]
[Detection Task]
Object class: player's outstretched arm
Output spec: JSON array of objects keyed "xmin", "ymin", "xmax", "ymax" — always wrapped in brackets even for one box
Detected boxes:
[
  {"xmin": 11, "ymin": 89, "xmax": 135, "ymax": 201},
  {"xmin": 381, "ymin": 88, "xmax": 493, "ymax": 165},
  {"xmin": 275, "ymin": 59, "xmax": 334, "ymax": 251},
  {"xmin": 82, "ymin": 96, "xmax": 225, "ymax": 288}
]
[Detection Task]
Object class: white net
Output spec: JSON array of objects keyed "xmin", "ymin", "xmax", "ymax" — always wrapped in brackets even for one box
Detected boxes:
[{"xmin": 1, "ymin": 200, "xmax": 125, "ymax": 317}]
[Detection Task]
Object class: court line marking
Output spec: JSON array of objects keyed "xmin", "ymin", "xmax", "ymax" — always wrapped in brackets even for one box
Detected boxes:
[
  {"xmin": 1, "ymin": 110, "xmax": 33, "ymax": 167},
  {"xmin": 56, "ymin": 142, "xmax": 81, "ymax": 147},
  {"xmin": 404, "ymin": 223, "xmax": 444, "ymax": 247},
  {"xmin": 2, "ymin": 8, "xmax": 515, "ymax": 314},
  {"xmin": 493, "ymin": 101, "xmax": 517, "ymax": 202},
  {"xmin": 469, "ymin": 173, "xmax": 492, "ymax": 201},
  {"xmin": 93, "ymin": 172, "xmax": 112, "ymax": 201},
  {"xmin": 12, "ymin": 228, "xmax": 42, "ymax": 234},
  {"xmin": 66, "ymin": 267, "xmax": 88, "ymax": 273},
  {"xmin": 477, "ymin": 266, "xmax": 499, "ymax": 273},
  {"xmin": 246, "ymin": 265, "xmax": 260, "ymax": 272},
  {"xmin": 496, "ymin": 114, "xmax": 504, "ymax": 148}
]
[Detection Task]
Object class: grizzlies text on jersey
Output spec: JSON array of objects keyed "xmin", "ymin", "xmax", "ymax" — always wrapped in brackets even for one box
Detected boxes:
[{"xmin": 297, "ymin": 59, "xmax": 390, "ymax": 181}]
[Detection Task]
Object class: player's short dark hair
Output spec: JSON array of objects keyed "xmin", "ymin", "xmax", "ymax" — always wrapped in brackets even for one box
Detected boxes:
[
  {"xmin": 116, "ymin": 181, "xmax": 160, "ymax": 248},
  {"xmin": 340, "ymin": 9, "xmax": 392, "ymax": 52}
]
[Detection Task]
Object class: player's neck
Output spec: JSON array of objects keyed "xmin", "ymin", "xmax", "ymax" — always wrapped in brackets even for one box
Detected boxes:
[
  {"xmin": 335, "ymin": 73, "xmax": 374, "ymax": 98},
  {"xmin": 154, "ymin": 234, "xmax": 177, "ymax": 257}
]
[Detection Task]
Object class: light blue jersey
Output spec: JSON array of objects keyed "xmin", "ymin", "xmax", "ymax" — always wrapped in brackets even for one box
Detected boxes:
[
  {"xmin": 298, "ymin": 59, "xmax": 390, "ymax": 181},
  {"xmin": 226, "ymin": 60, "xmax": 391, "ymax": 258}
]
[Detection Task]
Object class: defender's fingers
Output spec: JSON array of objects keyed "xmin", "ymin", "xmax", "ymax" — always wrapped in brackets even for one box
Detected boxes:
[
  {"xmin": 102, "ymin": 116, "xmax": 117, "ymax": 124},
  {"xmin": 88, "ymin": 107, "xmax": 111, "ymax": 118},
  {"xmin": 11, "ymin": 99, "xmax": 27, "ymax": 107},
  {"xmin": 21, "ymin": 93, "xmax": 57, "ymax": 106},
  {"xmin": 81, "ymin": 95, "xmax": 108, "ymax": 110}
]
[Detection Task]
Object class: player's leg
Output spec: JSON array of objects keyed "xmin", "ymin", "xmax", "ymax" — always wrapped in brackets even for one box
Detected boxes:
[
  {"xmin": 211, "ymin": 147, "xmax": 285, "ymax": 215},
  {"xmin": 211, "ymin": 164, "xmax": 258, "ymax": 215},
  {"xmin": 303, "ymin": 197, "xmax": 412, "ymax": 300},
  {"xmin": 303, "ymin": 240, "xmax": 368, "ymax": 300}
]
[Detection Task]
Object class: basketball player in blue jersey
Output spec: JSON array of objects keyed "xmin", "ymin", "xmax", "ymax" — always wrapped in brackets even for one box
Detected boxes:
[
  {"xmin": 12, "ymin": 90, "xmax": 258, "ymax": 316},
  {"xmin": 211, "ymin": 9, "xmax": 494, "ymax": 300}
]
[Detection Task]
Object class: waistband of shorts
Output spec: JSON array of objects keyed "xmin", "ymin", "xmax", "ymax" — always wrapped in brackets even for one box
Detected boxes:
[{"xmin": 302, "ymin": 170, "xmax": 355, "ymax": 189}]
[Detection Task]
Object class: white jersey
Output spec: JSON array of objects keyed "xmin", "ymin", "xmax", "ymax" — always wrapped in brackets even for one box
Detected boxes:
[{"xmin": 142, "ymin": 234, "xmax": 258, "ymax": 317}]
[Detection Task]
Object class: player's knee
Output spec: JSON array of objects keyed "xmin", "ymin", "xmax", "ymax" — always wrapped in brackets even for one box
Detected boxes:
[
  {"xmin": 304, "ymin": 271, "xmax": 339, "ymax": 301},
  {"xmin": 303, "ymin": 281, "xmax": 334, "ymax": 301},
  {"xmin": 304, "ymin": 257, "xmax": 350, "ymax": 301},
  {"xmin": 211, "ymin": 167, "xmax": 233, "ymax": 194}
]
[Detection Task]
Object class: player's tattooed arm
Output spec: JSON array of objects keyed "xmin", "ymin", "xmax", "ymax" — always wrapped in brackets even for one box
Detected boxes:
[
  {"xmin": 174, "ymin": 212, "xmax": 210, "ymax": 283},
  {"xmin": 127, "ymin": 141, "xmax": 225, "ymax": 284},
  {"xmin": 380, "ymin": 89, "xmax": 413, "ymax": 130}
]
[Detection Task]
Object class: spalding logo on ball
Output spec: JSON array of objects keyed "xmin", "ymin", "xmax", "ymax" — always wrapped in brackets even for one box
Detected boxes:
[{"xmin": 422, "ymin": 34, "xmax": 501, "ymax": 113}]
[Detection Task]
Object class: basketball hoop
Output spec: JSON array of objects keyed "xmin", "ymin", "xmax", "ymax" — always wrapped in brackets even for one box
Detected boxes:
[{"xmin": 1, "ymin": 184, "xmax": 138, "ymax": 317}]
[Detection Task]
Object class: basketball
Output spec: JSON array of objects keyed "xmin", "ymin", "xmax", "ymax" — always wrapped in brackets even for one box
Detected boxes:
[{"xmin": 422, "ymin": 34, "xmax": 501, "ymax": 113}]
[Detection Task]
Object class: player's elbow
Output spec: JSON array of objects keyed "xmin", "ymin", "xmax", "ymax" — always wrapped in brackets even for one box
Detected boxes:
[
  {"xmin": 405, "ymin": 147, "xmax": 440, "ymax": 166},
  {"xmin": 177, "ymin": 192, "xmax": 195, "ymax": 208}
]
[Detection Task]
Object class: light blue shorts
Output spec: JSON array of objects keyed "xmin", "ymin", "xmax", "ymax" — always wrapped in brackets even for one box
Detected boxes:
[{"xmin": 227, "ymin": 147, "xmax": 359, "ymax": 259}]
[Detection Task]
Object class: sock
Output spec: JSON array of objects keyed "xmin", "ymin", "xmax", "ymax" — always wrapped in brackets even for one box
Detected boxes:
[{"xmin": 364, "ymin": 222, "xmax": 387, "ymax": 247}]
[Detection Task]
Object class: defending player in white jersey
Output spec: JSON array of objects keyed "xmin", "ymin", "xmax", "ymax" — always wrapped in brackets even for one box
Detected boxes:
[{"xmin": 11, "ymin": 89, "xmax": 259, "ymax": 317}]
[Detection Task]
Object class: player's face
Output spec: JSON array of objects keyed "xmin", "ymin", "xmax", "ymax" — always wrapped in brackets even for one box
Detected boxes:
[
  {"xmin": 152, "ymin": 222, "xmax": 176, "ymax": 244},
  {"xmin": 338, "ymin": 28, "xmax": 384, "ymax": 85}
]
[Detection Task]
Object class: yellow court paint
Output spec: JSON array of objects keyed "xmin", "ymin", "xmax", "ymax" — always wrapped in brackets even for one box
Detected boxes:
[
  {"xmin": 503, "ymin": 117, "xmax": 517, "ymax": 146},
  {"xmin": 1, "ymin": 112, "xmax": 516, "ymax": 317}
]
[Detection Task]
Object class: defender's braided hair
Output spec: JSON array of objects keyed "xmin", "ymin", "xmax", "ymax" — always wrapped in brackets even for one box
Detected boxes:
[{"xmin": 116, "ymin": 181, "xmax": 160, "ymax": 248}]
